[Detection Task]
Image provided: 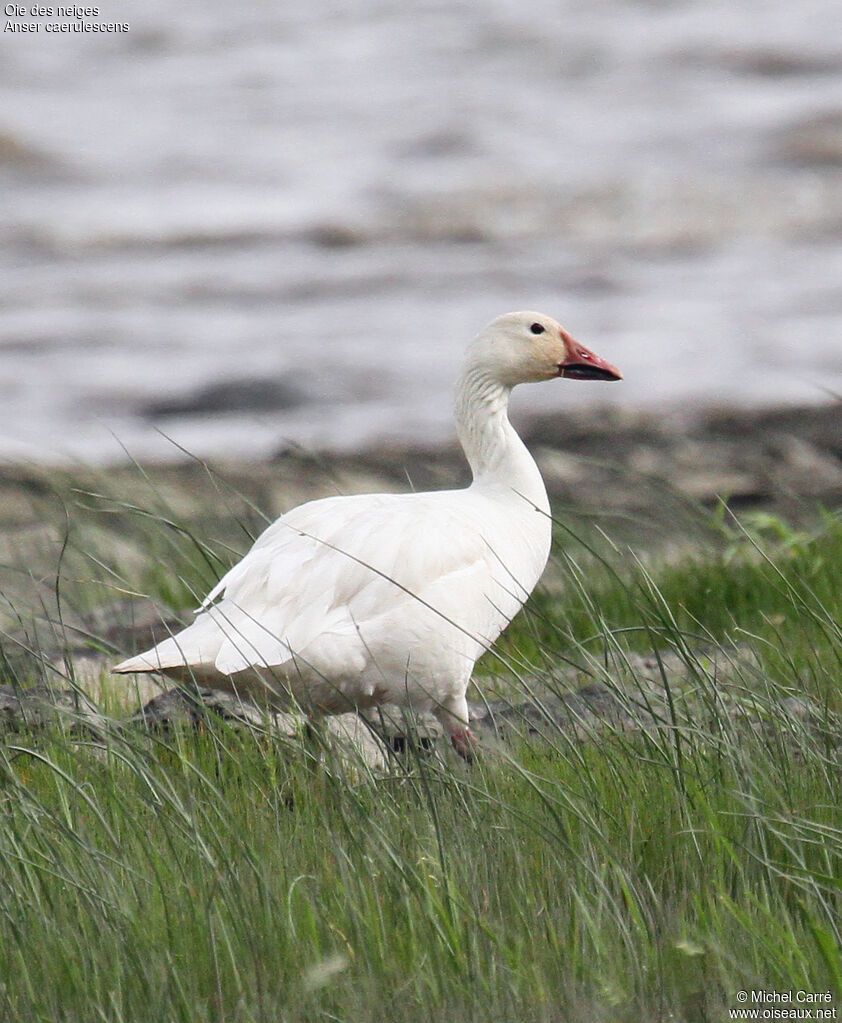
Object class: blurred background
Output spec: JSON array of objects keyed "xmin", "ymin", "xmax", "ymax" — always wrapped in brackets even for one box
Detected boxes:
[{"xmin": 2, "ymin": 0, "xmax": 842, "ymax": 464}]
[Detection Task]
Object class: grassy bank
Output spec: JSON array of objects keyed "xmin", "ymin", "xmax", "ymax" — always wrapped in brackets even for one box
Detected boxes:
[{"xmin": 0, "ymin": 476, "xmax": 840, "ymax": 1021}]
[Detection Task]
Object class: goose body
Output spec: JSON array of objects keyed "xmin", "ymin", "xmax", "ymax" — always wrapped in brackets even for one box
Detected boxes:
[{"xmin": 113, "ymin": 311, "xmax": 621, "ymax": 755}]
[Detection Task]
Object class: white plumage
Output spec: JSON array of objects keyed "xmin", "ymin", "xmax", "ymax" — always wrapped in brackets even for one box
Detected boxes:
[{"xmin": 113, "ymin": 311, "xmax": 621, "ymax": 756}]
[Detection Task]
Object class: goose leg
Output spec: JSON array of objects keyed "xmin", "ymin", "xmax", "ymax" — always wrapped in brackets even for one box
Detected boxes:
[
  {"xmin": 434, "ymin": 693, "xmax": 479, "ymax": 762},
  {"xmin": 449, "ymin": 726, "xmax": 479, "ymax": 762}
]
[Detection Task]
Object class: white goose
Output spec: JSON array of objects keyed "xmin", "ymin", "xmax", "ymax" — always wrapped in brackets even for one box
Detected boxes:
[{"xmin": 113, "ymin": 312, "xmax": 621, "ymax": 757}]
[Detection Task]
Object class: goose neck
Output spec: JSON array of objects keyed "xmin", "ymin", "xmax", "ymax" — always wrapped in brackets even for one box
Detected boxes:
[{"xmin": 454, "ymin": 365, "xmax": 546, "ymax": 507}]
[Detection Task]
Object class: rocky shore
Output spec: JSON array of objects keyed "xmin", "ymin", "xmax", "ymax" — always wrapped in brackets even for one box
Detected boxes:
[
  {"xmin": 0, "ymin": 401, "xmax": 840, "ymax": 765},
  {"xmin": 2, "ymin": 400, "xmax": 840, "ymax": 543},
  {"xmin": 1, "ymin": 642, "xmax": 838, "ymax": 772}
]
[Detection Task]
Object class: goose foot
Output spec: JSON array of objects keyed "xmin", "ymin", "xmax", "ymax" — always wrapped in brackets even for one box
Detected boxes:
[{"xmin": 450, "ymin": 727, "xmax": 479, "ymax": 763}]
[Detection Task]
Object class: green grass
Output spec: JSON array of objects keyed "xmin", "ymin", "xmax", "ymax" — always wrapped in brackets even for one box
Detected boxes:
[
  {"xmin": 496, "ymin": 509, "xmax": 842, "ymax": 708},
  {"xmin": 0, "ymin": 476, "xmax": 840, "ymax": 1022}
]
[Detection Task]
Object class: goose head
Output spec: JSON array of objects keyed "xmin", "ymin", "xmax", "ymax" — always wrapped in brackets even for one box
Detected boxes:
[{"xmin": 470, "ymin": 311, "xmax": 622, "ymax": 387}]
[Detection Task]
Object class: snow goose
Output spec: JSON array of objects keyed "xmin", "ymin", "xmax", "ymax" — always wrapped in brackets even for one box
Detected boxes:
[{"xmin": 113, "ymin": 312, "xmax": 621, "ymax": 757}]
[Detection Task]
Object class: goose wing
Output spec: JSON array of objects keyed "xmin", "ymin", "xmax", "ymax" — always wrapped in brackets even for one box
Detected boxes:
[{"xmin": 115, "ymin": 490, "xmax": 498, "ymax": 678}]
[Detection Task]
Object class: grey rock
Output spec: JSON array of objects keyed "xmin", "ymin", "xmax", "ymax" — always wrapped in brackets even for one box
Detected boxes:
[
  {"xmin": 126, "ymin": 686, "xmax": 290, "ymax": 734},
  {"xmin": 470, "ymin": 684, "xmax": 648, "ymax": 742},
  {"xmin": 324, "ymin": 714, "xmax": 390, "ymax": 774},
  {"xmin": 0, "ymin": 684, "xmax": 107, "ymax": 735},
  {"xmin": 142, "ymin": 378, "xmax": 308, "ymax": 419},
  {"xmin": 129, "ymin": 687, "xmax": 390, "ymax": 772},
  {"xmin": 776, "ymin": 109, "xmax": 842, "ymax": 168}
]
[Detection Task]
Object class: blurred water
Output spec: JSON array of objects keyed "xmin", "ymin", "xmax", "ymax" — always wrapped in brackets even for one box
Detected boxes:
[{"xmin": 2, "ymin": 0, "xmax": 842, "ymax": 463}]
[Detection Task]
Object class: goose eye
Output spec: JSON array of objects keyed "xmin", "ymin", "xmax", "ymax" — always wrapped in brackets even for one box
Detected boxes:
[{"xmin": 530, "ymin": 322, "xmax": 545, "ymax": 335}]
